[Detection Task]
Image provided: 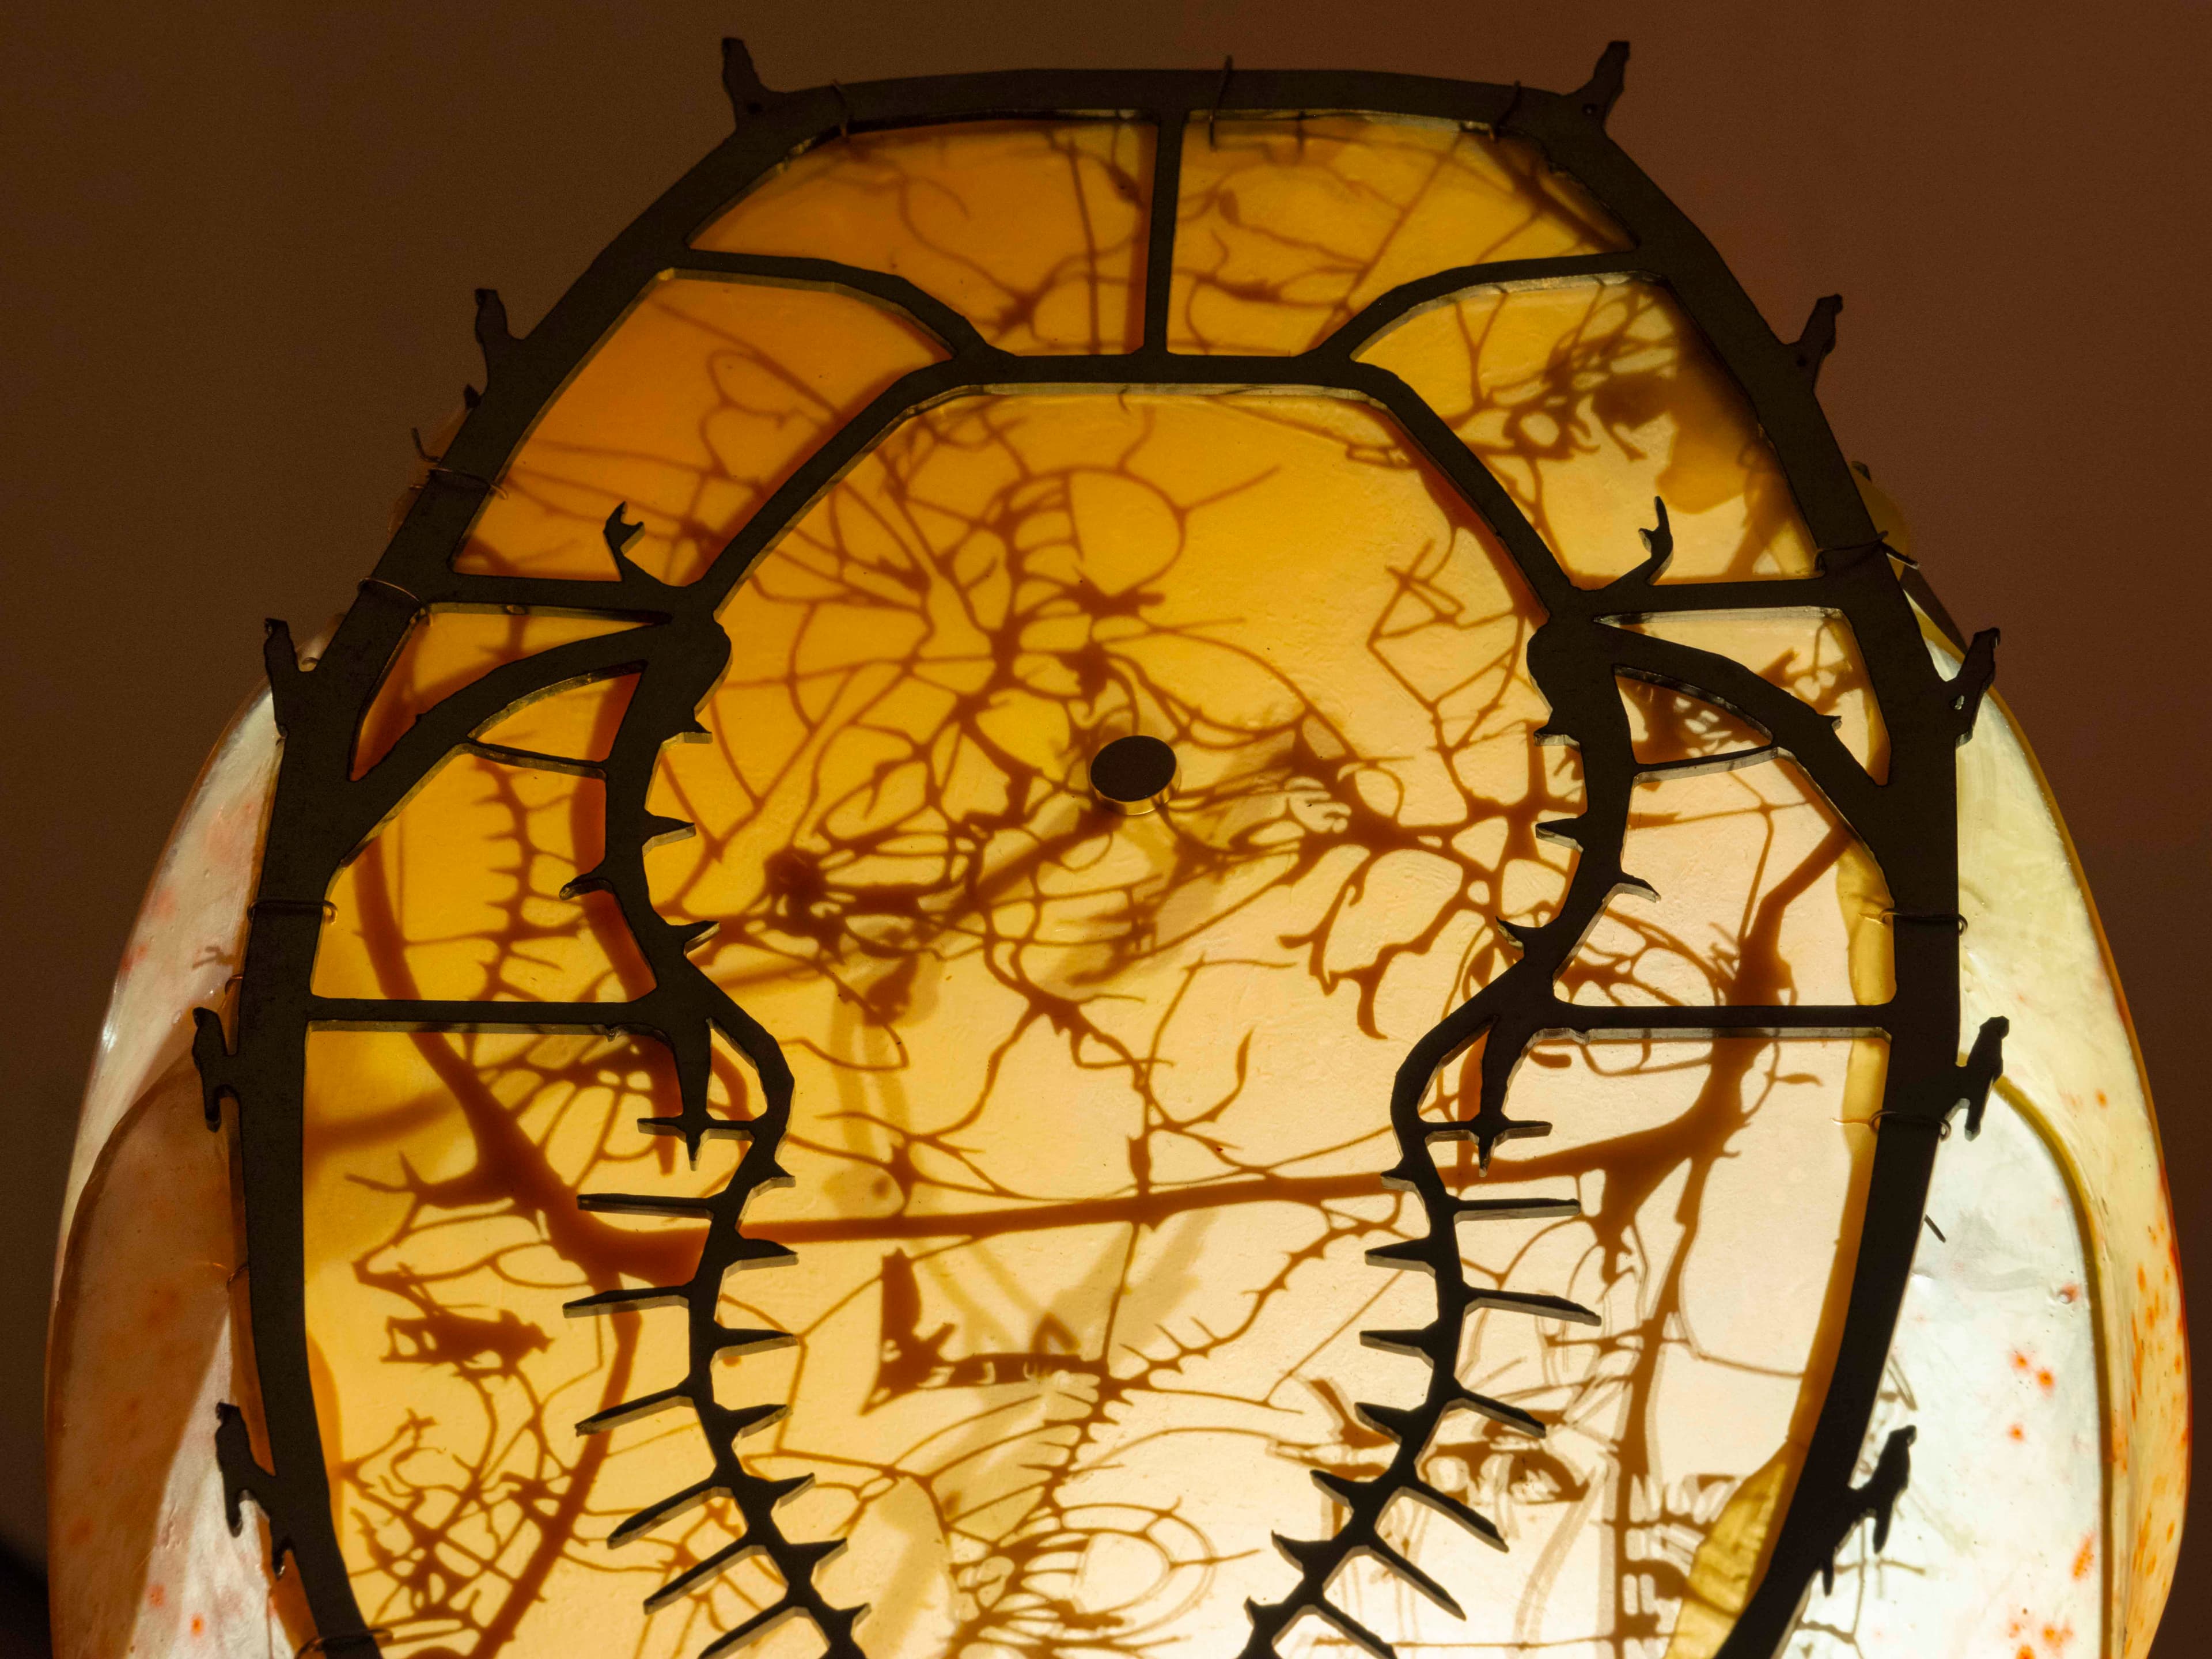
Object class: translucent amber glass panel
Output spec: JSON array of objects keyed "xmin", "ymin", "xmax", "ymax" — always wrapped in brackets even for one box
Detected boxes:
[
  {"xmin": 297, "ymin": 392, "xmax": 1886, "ymax": 1659},
  {"xmin": 1628, "ymin": 613, "xmax": 1889, "ymax": 781},
  {"xmin": 1568, "ymin": 757, "xmax": 1887, "ymax": 1009},
  {"xmin": 315, "ymin": 755, "xmax": 653, "ymax": 1003},
  {"xmin": 691, "ymin": 123, "xmax": 1152, "ymax": 354},
  {"xmin": 453, "ymin": 279, "xmax": 944, "ymax": 582},
  {"xmin": 1359, "ymin": 282, "xmax": 1818, "ymax": 583},
  {"xmin": 355, "ymin": 612, "xmax": 639, "ymax": 775},
  {"xmin": 1169, "ymin": 116, "xmax": 1626, "ymax": 355}
]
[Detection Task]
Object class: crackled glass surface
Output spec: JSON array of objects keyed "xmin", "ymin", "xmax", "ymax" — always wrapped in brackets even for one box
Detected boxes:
[{"xmin": 53, "ymin": 104, "xmax": 2179, "ymax": 1659}]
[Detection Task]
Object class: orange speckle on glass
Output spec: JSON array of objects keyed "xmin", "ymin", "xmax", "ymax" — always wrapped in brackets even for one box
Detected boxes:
[
  {"xmin": 2008, "ymin": 1423, "xmax": 2026, "ymax": 1442},
  {"xmin": 191, "ymin": 1615, "xmax": 206, "ymax": 1638},
  {"xmin": 2072, "ymin": 1535, "xmax": 2095, "ymax": 1579},
  {"xmin": 146, "ymin": 1584, "xmax": 165, "ymax": 1608}
]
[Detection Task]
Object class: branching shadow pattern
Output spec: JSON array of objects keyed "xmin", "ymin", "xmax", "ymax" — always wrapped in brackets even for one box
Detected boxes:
[{"xmin": 195, "ymin": 52, "xmax": 2005, "ymax": 1659}]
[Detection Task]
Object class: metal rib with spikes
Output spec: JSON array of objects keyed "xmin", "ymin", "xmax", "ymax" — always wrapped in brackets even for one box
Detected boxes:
[{"xmin": 191, "ymin": 35, "xmax": 2013, "ymax": 1659}]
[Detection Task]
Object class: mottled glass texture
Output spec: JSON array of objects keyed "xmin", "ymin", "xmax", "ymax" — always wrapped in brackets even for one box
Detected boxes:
[{"xmin": 1359, "ymin": 284, "xmax": 1818, "ymax": 584}]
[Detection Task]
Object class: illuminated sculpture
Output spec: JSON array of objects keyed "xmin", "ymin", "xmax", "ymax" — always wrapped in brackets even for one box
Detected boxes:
[{"xmin": 47, "ymin": 42, "xmax": 2185, "ymax": 1659}]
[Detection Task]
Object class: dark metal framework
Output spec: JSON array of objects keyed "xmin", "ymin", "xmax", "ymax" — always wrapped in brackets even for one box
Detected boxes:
[{"xmin": 191, "ymin": 40, "xmax": 2007, "ymax": 1659}]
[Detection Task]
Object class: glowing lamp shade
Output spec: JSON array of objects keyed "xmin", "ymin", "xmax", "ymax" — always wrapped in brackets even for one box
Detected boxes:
[{"xmin": 48, "ymin": 44, "xmax": 2184, "ymax": 1659}]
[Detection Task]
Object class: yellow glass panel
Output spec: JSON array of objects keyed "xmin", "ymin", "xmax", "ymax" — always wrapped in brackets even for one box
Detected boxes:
[
  {"xmin": 454, "ymin": 279, "xmax": 945, "ymax": 582},
  {"xmin": 1628, "ymin": 613, "xmax": 1889, "ymax": 782},
  {"xmin": 315, "ymin": 754, "xmax": 654, "ymax": 1003},
  {"xmin": 1359, "ymin": 282, "xmax": 1819, "ymax": 584},
  {"xmin": 1169, "ymin": 116, "xmax": 1626, "ymax": 355},
  {"xmin": 357, "ymin": 612, "xmax": 639, "ymax": 775},
  {"xmin": 691, "ymin": 122, "xmax": 1152, "ymax": 355},
  {"xmin": 298, "ymin": 391, "xmax": 1902, "ymax": 1658},
  {"xmin": 1567, "ymin": 757, "xmax": 1882, "ymax": 1009},
  {"xmin": 302, "ymin": 1031, "xmax": 719, "ymax": 1658}
]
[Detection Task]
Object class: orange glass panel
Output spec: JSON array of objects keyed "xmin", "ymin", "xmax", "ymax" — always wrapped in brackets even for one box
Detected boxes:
[
  {"xmin": 315, "ymin": 754, "xmax": 654, "ymax": 1003},
  {"xmin": 1567, "ymin": 757, "xmax": 1885, "ymax": 1010},
  {"xmin": 1359, "ymin": 281, "xmax": 1818, "ymax": 583},
  {"xmin": 692, "ymin": 123, "xmax": 1152, "ymax": 355},
  {"xmin": 297, "ymin": 391, "xmax": 1896, "ymax": 1659},
  {"xmin": 454, "ymin": 279, "xmax": 945, "ymax": 582},
  {"xmin": 1629, "ymin": 613, "xmax": 1889, "ymax": 782},
  {"xmin": 1169, "ymin": 116, "xmax": 1626, "ymax": 355},
  {"xmin": 357, "ymin": 611, "xmax": 639, "ymax": 775}
]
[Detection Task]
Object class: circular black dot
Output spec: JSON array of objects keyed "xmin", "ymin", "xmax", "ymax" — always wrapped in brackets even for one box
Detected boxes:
[{"xmin": 1089, "ymin": 734, "xmax": 1177, "ymax": 810}]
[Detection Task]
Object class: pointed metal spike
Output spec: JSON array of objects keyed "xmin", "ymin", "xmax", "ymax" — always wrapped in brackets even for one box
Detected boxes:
[
  {"xmin": 1469, "ymin": 1287, "xmax": 1601, "ymax": 1327},
  {"xmin": 669, "ymin": 916, "xmax": 719, "ymax": 952},
  {"xmin": 639, "ymin": 814, "xmax": 695, "ymax": 846},
  {"xmin": 711, "ymin": 1324, "xmax": 796, "ymax": 1357},
  {"xmin": 1452, "ymin": 1195, "xmax": 1581, "ymax": 1223},
  {"xmin": 1573, "ymin": 40, "xmax": 1631, "ymax": 125},
  {"xmin": 1449, "ymin": 1386, "xmax": 1546, "ymax": 1438},
  {"xmin": 1793, "ymin": 294, "xmax": 1843, "ymax": 384},
  {"xmin": 645, "ymin": 1536, "xmax": 760, "ymax": 1613},
  {"xmin": 564, "ymin": 1284, "xmax": 688, "ymax": 1317},
  {"xmin": 1311, "ymin": 1599, "xmax": 1399, "ymax": 1659},
  {"xmin": 603, "ymin": 504, "xmax": 645, "ymax": 558},
  {"xmin": 703, "ymin": 1400, "xmax": 789, "ymax": 1442},
  {"xmin": 191, "ymin": 1007, "xmax": 235, "ymax": 1130},
  {"xmin": 1613, "ymin": 873, "xmax": 1660, "ymax": 901},
  {"xmin": 1495, "ymin": 916, "xmax": 1540, "ymax": 950},
  {"xmin": 1352, "ymin": 1399, "xmax": 1427, "ymax": 1446},
  {"xmin": 559, "ymin": 867, "xmax": 612, "ymax": 900},
  {"xmin": 1378, "ymin": 1157, "xmax": 1427, "ymax": 1190},
  {"xmin": 577, "ymin": 1191, "xmax": 715, "ymax": 1218},
  {"xmin": 474, "ymin": 287, "xmax": 514, "ymax": 377},
  {"xmin": 1947, "ymin": 627, "xmax": 2001, "ymax": 743},
  {"xmin": 1404, "ymin": 1479, "xmax": 1508, "ymax": 1552},
  {"xmin": 636, "ymin": 1114, "xmax": 753, "ymax": 1142},
  {"xmin": 1361, "ymin": 1535, "xmax": 1465, "ymax": 1619},
  {"xmin": 609, "ymin": 1476, "xmax": 716, "ymax": 1546},
  {"xmin": 720, "ymin": 39, "xmax": 774, "ymax": 120},
  {"xmin": 1360, "ymin": 1327, "xmax": 1441, "ymax": 1360},
  {"xmin": 1311, "ymin": 1468, "xmax": 1366, "ymax": 1508},
  {"xmin": 728, "ymin": 1235, "xmax": 798, "ymax": 1268},
  {"xmin": 1534, "ymin": 816, "xmax": 1591, "ymax": 846},
  {"xmin": 1363, "ymin": 1238, "xmax": 1440, "ymax": 1274},
  {"xmin": 699, "ymin": 1602, "xmax": 804, "ymax": 1659},
  {"xmin": 574, "ymin": 1385, "xmax": 687, "ymax": 1435},
  {"xmin": 1955, "ymin": 1015, "xmax": 2008, "ymax": 1138},
  {"xmin": 1272, "ymin": 1531, "xmax": 1330, "ymax": 1570}
]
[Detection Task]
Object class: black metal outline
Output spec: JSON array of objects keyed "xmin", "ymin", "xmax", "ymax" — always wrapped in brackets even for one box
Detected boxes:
[{"xmin": 187, "ymin": 38, "xmax": 2010, "ymax": 1659}]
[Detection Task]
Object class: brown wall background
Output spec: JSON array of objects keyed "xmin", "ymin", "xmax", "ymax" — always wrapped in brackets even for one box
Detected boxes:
[{"xmin": 2, "ymin": 2, "xmax": 2204, "ymax": 1652}]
